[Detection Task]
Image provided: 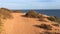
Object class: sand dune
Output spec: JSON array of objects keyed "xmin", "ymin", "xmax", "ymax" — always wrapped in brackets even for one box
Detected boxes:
[{"xmin": 2, "ymin": 13, "xmax": 60, "ymax": 34}]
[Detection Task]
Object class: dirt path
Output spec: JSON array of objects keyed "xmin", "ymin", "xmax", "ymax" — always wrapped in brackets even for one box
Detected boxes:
[
  {"xmin": 2, "ymin": 13, "xmax": 60, "ymax": 34},
  {"xmin": 2, "ymin": 13, "xmax": 41, "ymax": 34}
]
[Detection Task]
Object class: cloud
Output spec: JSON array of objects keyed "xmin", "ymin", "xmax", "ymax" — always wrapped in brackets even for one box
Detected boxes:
[
  {"xmin": 33, "ymin": 0, "xmax": 53, "ymax": 2},
  {"xmin": 0, "ymin": 0, "xmax": 60, "ymax": 9}
]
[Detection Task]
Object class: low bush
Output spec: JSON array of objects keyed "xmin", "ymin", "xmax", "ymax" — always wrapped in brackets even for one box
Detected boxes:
[
  {"xmin": 47, "ymin": 16, "xmax": 56, "ymax": 21},
  {"xmin": 35, "ymin": 24, "xmax": 52, "ymax": 30},
  {"xmin": 56, "ymin": 19, "xmax": 60, "ymax": 24},
  {"xmin": 47, "ymin": 16, "xmax": 60, "ymax": 24},
  {"xmin": 25, "ymin": 10, "xmax": 41, "ymax": 18},
  {"xmin": 52, "ymin": 24, "xmax": 60, "ymax": 27},
  {"xmin": 39, "ymin": 24, "xmax": 52, "ymax": 30}
]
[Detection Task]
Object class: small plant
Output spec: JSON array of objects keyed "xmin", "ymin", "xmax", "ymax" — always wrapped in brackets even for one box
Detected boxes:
[
  {"xmin": 56, "ymin": 19, "xmax": 60, "ymax": 24},
  {"xmin": 40, "ymin": 24, "xmax": 52, "ymax": 30},
  {"xmin": 39, "ymin": 24, "xmax": 52, "ymax": 30},
  {"xmin": 52, "ymin": 24, "xmax": 60, "ymax": 27},
  {"xmin": 44, "ymin": 31, "xmax": 52, "ymax": 34},
  {"xmin": 47, "ymin": 16, "xmax": 60, "ymax": 24},
  {"xmin": 47, "ymin": 16, "xmax": 56, "ymax": 21},
  {"xmin": 35, "ymin": 24, "xmax": 52, "ymax": 30}
]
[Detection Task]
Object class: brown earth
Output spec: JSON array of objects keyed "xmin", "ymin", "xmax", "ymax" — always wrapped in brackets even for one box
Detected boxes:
[{"xmin": 2, "ymin": 13, "xmax": 60, "ymax": 34}]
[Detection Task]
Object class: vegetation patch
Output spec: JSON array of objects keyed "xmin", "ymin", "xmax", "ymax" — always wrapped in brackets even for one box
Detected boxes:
[
  {"xmin": 44, "ymin": 31, "xmax": 60, "ymax": 34},
  {"xmin": 0, "ymin": 8, "xmax": 13, "ymax": 19},
  {"xmin": 47, "ymin": 16, "xmax": 56, "ymax": 21},
  {"xmin": 39, "ymin": 24, "xmax": 52, "ymax": 30},
  {"xmin": 0, "ymin": 8, "xmax": 13, "ymax": 34},
  {"xmin": 52, "ymin": 24, "xmax": 60, "ymax": 27},
  {"xmin": 55, "ymin": 18, "xmax": 60, "ymax": 24},
  {"xmin": 47, "ymin": 16, "xmax": 60, "ymax": 24},
  {"xmin": 0, "ymin": 15, "xmax": 3, "ymax": 34},
  {"xmin": 34, "ymin": 24, "xmax": 52, "ymax": 30},
  {"xmin": 25, "ymin": 10, "xmax": 41, "ymax": 18},
  {"xmin": 12, "ymin": 10, "xmax": 22, "ymax": 13}
]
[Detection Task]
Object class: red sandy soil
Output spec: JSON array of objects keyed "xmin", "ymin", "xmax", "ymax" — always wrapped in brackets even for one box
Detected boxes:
[{"xmin": 2, "ymin": 13, "xmax": 60, "ymax": 34}]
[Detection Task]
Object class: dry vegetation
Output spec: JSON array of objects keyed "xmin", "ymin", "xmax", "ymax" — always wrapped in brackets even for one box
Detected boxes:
[
  {"xmin": 0, "ymin": 17, "xmax": 3, "ymax": 34},
  {"xmin": 0, "ymin": 8, "xmax": 13, "ymax": 34},
  {"xmin": 12, "ymin": 10, "xmax": 22, "ymax": 13},
  {"xmin": 0, "ymin": 8, "xmax": 60, "ymax": 34},
  {"xmin": 47, "ymin": 16, "xmax": 60, "ymax": 24},
  {"xmin": 0, "ymin": 8, "xmax": 13, "ymax": 19},
  {"xmin": 25, "ymin": 10, "xmax": 41, "ymax": 18},
  {"xmin": 25, "ymin": 10, "xmax": 60, "ymax": 34},
  {"xmin": 25, "ymin": 10, "xmax": 60, "ymax": 24},
  {"xmin": 35, "ymin": 24, "xmax": 52, "ymax": 30},
  {"xmin": 43, "ymin": 31, "xmax": 60, "ymax": 34}
]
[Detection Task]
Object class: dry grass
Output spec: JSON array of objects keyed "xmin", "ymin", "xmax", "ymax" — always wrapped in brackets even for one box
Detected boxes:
[
  {"xmin": 0, "ymin": 8, "xmax": 13, "ymax": 19},
  {"xmin": 0, "ymin": 8, "xmax": 13, "ymax": 34},
  {"xmin": 12, "ymin": 10, "xmax": 22, "ymax": 13},
  {"xmin": 0, "ymin": 15, "xmax": 3, "ymax": 34}
]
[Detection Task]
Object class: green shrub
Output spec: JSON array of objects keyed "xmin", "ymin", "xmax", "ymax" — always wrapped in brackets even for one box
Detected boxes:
[
  {"xmin": 25, "ymin": 10, "xmax": 40, "ymax": 18},
  {"xmin": 47, "ymin": 16, "xmax": 57, "ymax": 21},
  {"xmin": 47, "ymin": 16, "xmax": 60, "ymax": 24}
]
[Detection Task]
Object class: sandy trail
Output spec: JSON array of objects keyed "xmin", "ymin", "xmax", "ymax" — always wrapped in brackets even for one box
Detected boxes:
[
  {"xmin": 3, "ymin": 13, "xmax": 42, "ymax": 34},
  {"xmin": 2, "ymin": 13, "xmax": 60, "ymax": 34}
]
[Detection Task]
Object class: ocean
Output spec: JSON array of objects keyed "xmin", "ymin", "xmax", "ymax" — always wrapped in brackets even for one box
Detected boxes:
[{"xmin": 21, "ymin": 9, "xmax": 60, "ymax": 18}]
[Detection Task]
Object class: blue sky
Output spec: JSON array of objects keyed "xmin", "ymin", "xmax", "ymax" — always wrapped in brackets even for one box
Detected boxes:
[{"xmin": 0, "ymin": 0, "xmax": 60, "ymax": 9}]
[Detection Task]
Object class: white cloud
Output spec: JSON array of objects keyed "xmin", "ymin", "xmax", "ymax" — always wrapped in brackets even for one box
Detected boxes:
[{"xmin": 0, "ymin": 0, "xmax": 60, "ymax": 9}]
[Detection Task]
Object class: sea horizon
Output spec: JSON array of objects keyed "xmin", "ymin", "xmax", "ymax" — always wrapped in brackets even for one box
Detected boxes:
[{"xmin": 12, "ymin": 9, "xmax": 60, "ymax": 18}]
